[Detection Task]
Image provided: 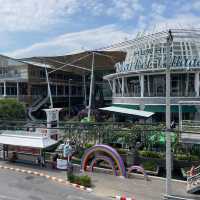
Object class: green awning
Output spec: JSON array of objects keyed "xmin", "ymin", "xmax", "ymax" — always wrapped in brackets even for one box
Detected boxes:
[
  {"xmin": 145, "ymin": 105, "xmax": 197, "ymax": 113},
  {"xmin": 112, "ymin": 104, "xmax": 140, "ymax": 110}
]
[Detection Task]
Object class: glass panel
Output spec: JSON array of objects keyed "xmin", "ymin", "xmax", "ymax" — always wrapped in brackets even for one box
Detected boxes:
[
  {"xmin": 144, "ymin": 75, "xmax": 165, "ymax": 97},
  {"xmin": 126, "ymin": 76, "xmax": 140, "ymax": 97}
]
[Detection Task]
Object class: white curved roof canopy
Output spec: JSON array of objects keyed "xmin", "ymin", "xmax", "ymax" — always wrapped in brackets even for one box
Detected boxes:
[
  {"xmin": 99, "ymin": 106, "xmax": 154, "ymax": 118},
  {"xmin": 0, "ymin": 131, "xmax": 58, "ymax": 149}
]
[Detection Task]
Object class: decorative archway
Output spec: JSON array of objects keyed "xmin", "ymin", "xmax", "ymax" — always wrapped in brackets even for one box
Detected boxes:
[
  {"xmin": 128, "ymin": 165, "xmax": 147, "ymax": 179},
  {"xmin": 89, "ymin": 155, "xmax": 117, "ymax": 176},
  {"xmin": 81, "ymin": 144, "xmax": 126, "ymax": 177}
]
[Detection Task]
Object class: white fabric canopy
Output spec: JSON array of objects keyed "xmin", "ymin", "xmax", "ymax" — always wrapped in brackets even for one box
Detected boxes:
[
  {"xmin": 0, "ymin": 131, "xmax": 58, "ymax": 148},
  {"xmin": 99, "ymin": 106, "xmax": 154, "ymax": 118}
]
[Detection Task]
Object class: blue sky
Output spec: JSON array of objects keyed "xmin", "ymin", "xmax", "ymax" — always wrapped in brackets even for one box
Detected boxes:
[{"xmin": 0, "ymin": 0, "xmax": 200, "ymax": 58}]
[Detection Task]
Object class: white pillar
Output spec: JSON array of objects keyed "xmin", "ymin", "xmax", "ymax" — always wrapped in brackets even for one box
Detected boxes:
[
  {"xmin": 166, "ymin": 69, "xmax": 172, "ymax": 195},
  {"xmin": 113, "ymin": 79, "xmax": 116, "ymax": 96},
  {"xmin": 83, "ymin": 75, "xmax": 87, "ymax": 107},
  {"xmin": 140, "ymin": 74, "xmax": 144, "ymax": 97},
  {"xmin": 3, "ymin": 81, "xmax": 6, "ymax": 97},
  {"xmin": 179, "ymin": 104, "xmax": 182, "ymax": 132},
  {"xmin": 122, "ymin": 77, "xmax": 125, "ymax": 97},
  {"xmin": 195, "ymin": 72, "xmax": 199, "ymax": 97},
  {"xmin": 17, "ymin": 82, "xmax": 19, "ymax": 98},
  {"xmin": 68, "ymin": 79, "xmax": 72, "ymax": 117},
  {"xmin": 55, "ymin": 84, "xmax": 58, "ymax": 96},
  {"xmin": 165, "ymin": 30, "xmax": 173, "ymax": 196}
]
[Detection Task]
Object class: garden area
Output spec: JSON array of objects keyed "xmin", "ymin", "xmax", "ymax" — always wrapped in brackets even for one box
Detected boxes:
[
  {"xmin": 0, "ymin": 117, "xmax": 200, "ymax": 182},
  {"xmin": 41, "ymin": 122, "xmax": 200, "ymax": 181}
]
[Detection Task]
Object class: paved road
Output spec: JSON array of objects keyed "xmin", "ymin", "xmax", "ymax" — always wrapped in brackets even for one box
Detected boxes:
[
  {"xmin": 0, "ymin": 170, "xmax": 108, "ymax": 200},
  {"xmin": 1, "ymin": 161, "xmax": 199, "ymax": 200}
]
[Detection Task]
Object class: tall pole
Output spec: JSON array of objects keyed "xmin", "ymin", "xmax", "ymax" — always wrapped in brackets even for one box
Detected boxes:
[
  {"xmin": 45, "ymin": 67, "xmax": 53, "ymax": 108},
  {"xmin": 88, "ymin": 52, "xmax": 95, "ymax": 121},
  {"xmin": 68, "ymin": 79, "xmax": 72, "ymax": 118},
  {"xmin": 166, "ymin": 30, "xmax": 173, "ymax": 196},
  {"xmin": 83, "ymin": 75, "xmax": 87, "ymax": 107}
]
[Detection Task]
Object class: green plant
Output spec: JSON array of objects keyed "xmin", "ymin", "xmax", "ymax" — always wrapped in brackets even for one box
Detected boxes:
[
  {"xmin": 0, "ymin": 99, "xmax": 26, "ymax": 120},
  {"xmin": 67, "ymin": 172, "xmax": 76, "ymax": 183},
  {"xmin": 142, "ymin": 161, "xmax": 157, "ymax": 171},
  {"xmin": 67, "ymin": 173, "xmax": 92, "ymax": 187},
  {"xmin": 79, "ymin": 175, "xmax": 92, "ymax": 187},
  {"xmin": 85, "ymin": 143, "xmax": 93, "ymax": 149},
  {"xmin": 175, "ymin": 154, "xmax": 199, "ymax": 161},
  {"xmin": 116, "ymin": 148, "xmax": 127, "ymax": 155},
  {"xmin": 139, "ymin": 150, "xmax": 163, "ymax": 159},
  {"xmin": 75, "ymin": 150, "xmax": 84, "ymax": 159}
]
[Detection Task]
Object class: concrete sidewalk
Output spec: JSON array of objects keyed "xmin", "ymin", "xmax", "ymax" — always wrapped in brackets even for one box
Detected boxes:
[{"xmin": 0, "ymin": 161, "xmax": 199, "ymax": 200}]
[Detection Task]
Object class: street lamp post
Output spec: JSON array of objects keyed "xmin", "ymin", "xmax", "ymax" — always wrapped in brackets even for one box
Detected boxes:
[
  {"xmin": 166, "ymin": 29, "xmax": 173, "ymax": 196},
  {"xmin": 68, "ymin": 79, "xmax": 72, "ymax": 118}
]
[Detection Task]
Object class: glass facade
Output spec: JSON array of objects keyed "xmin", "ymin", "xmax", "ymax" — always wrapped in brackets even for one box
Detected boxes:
[
  {"xmin": 144, "ymin": 75, "xmax": 165, "ymax": 97},
  {"xmin": 125, "ymin": 76, "xmax": 140, "ymax": 97},
  {"xmin": 112, "ymin": 73, "xmax": 197, "ymax": 97}
]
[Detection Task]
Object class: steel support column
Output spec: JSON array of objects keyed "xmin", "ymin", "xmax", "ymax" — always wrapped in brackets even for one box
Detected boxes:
[
  {"xmin": 3, "ymin": 81, "xmax": 6, "ymax": 97},
  {"xmin": 88, "ymin": 52, "xmax": 95, "ymax": 121},
  {"xmin": 195, "ymin": 72, "xmax": 200, "ymax": 97},
  {"xmin": 140, "ymin": 74, "xmax": 144, "ymax": 97},
  {"xmin": 45, "ymin": 67, "xmax": 53, "ymax": 108}
]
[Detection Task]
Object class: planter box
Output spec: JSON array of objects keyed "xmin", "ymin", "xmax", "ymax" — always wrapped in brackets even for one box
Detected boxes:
[
  {"xmin": 140, "ymin": 156, "xmax": 166, "ymax": 168},
  {"xmin": 143, "ymin": 166, "xmax": 160, "ymax": 176},
  {"xmin": 173, "ymin": 160, "xmax": 200, "ymax": 169}
]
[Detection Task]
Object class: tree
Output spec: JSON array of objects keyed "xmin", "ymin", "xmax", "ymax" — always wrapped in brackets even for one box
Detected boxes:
[{"xmin": 0, "ymin": 99, "xmax": 26, "ymax": 120}]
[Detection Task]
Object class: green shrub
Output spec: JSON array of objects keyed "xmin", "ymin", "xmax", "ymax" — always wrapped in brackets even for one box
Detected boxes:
[
  {"xmin": 75, "ymin": 150, "xmax": 84, "ymax": 159},
  {"xmin": 67, "ymin": 172, "xmax": 76, "ymax": 183},
  {"xmin": 139, "ymin": 150, "xmax": 163, "ymax": 159},
  {"xmin": 79, "ymin": 175, "xmax": 92, "ymax": 187},
  {"xmin": 0, "ymin": 99, "xmax": 26, "ymax": 120},
  {"xmin": 116, "ymin": 148, "xmax": 127, "ymax": 155},
  {"xmin": 175, "ymin": 154, "xmax": 199, "ymax": 161},
  {"xmin": 85, "ymin": 143, "xmax": 93, "ymax": 149},
  {"xmin": 67, "ymin": 173, "xmax": 92, "ymax": 187},
  {"xmin": 142, "ymin": 161, "xmax": 157, "ymax": 171}
]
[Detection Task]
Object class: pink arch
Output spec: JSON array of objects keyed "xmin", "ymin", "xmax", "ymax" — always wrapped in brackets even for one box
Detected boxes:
[
  {"xmin": 89, "ymin": 155, "xmax": 118, "ymax": 176},
  {"xmin": 128, "ymin": 165, "xmax": 147, "ymax": 179}
]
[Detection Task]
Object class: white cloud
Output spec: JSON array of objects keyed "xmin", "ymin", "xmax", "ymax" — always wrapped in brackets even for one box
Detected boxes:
[
  {"xmin": 0, "ymin": 0, "xmax": 144, "ymax": 32},
  {"xmin": 0, "ymin": 0, "xmax": 80, "ymax": 31},
  {"xmin": 148, "ymin": 14, "xmax": 200, "ymax": 32},
  {"xmin": 6, "ymin": 25, "xmax": 134, "ymax": 58},
  {"xmin": 106, "ymin": 0, "xmax": 143, "ymax": 20},
  {"xmin": 151, "ymin": 3, "xmax": 166, "ymax": 15}
]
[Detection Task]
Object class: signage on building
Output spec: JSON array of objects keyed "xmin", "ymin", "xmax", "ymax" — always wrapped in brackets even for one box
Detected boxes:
[{"xmin": 116, "ymin": 46, "xmax": 200, "ymax": 72}]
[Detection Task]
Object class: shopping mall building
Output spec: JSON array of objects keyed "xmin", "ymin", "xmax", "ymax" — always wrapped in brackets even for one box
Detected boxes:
[{"xmin": 104, "ymin": 29, "xmax": 200, "ymax": 122}]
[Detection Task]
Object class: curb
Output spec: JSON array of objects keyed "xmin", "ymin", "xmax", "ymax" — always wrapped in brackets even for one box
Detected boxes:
[
  {"xmin": 0, "ymin": 165, "xmax": 92, "ymax": 192},
  {"xmin": 115, "ymin": 195, "xmax": 136, "ymax": 200}
]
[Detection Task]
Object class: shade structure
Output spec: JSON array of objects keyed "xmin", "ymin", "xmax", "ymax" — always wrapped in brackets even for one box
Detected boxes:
[
  {"xmin": 20, "ymin": 50, "xmax": 126, "ymax": 74},
  {"xmin": 99, "ymin": 106, "xmax": 154, "ymax": 118},
  {"xmin": 0, "ymin": 131, "xmax": 58, "ymax": 149}
]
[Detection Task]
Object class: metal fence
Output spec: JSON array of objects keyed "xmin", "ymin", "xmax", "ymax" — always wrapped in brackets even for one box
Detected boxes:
[{"xmin": 0, "ymin": 120, "xmax": 200, "ymax": 155}]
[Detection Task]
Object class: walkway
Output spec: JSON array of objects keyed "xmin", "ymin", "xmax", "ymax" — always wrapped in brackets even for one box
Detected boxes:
[{"xmin": 0, "ymin": 161, "xmax": 199, "ymax": 200}]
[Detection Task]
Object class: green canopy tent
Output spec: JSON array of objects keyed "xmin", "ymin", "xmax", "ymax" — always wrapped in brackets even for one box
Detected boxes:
[{"xmin": 149, "ymin": 132, "xmax": 177, "ymax": 145}]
